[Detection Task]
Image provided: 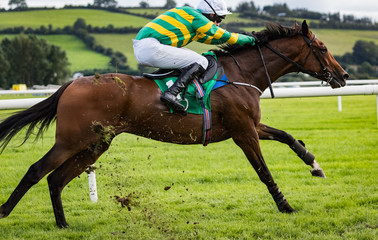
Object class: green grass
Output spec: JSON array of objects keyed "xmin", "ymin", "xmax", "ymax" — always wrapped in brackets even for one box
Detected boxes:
[
  {"xmin": 0, "ymin": 95, "xmax": 376, "ymax": 239},
  {"xmin": 91, "ymin": 33, "xmax": 139, "ymax": 70},
  {"xmin": 0, "ymin": 34, "xmax": 111, "ymax": 72},
  {"xmin": 241, "ymin": 28, "xmax": 378, "ymax": 56},
  {"xmin": 0, "ymin": 9, "xmax": 149, "ymax": 30},
  {"xmin": 314, "ymin": 29, "xmax": 378, "ymax": 56},
  {"xmin": 123, "ymin": 8, "xmax": 166, "ymax": 16}
]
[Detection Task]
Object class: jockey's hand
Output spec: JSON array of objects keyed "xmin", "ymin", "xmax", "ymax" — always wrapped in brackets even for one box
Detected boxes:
[{"xmin": 252, "ymin": 31, "xmax": 268, "ymax": 45}]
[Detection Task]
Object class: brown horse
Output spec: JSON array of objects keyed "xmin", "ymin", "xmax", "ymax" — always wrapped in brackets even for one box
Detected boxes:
[{"xmin": 0, "ymin": 21, "xmax": 348, "ymax": 228}]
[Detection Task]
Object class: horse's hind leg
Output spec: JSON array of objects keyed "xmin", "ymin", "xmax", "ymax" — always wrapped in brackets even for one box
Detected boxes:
[
  {"xmin": 0, "ymin": 144, "xmax": 75, "ymax": 220},
  {"xmin": 47, "ymin": 141, "xmax": 110, "ymax": 228},
  {"xmin": 256, "ymin": 122, "xmax": 326, "ymax": 178}
]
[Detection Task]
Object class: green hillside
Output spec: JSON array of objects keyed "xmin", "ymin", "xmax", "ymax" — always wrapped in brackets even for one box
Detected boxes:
[
  {"xmin": 0, "ymin": 9, "xmax": 149, "ymax": 29},
  {"xmin": 314, "ymin": 29, "xmax": 378, "ymax": 56},
  {"xmin": 0, "ymin": 34, "xmax": 111, "ymax": 72}
]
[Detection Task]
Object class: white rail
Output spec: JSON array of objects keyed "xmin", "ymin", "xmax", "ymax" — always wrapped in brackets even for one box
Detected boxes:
[
  {"xmin": 0, "ymin": 89, "xmax": 57, "ymax": 95},
  {"xmin": 260, "ymin": 84, "xmax": 378, "ymax": 98},
  {"xmin": 271, "ymin": 79, "xmax": 378, "ymax": 87}
]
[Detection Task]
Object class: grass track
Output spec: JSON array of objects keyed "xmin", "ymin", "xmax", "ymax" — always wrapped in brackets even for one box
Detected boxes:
[{"xmin": 0, "ymin": 95, "xmax": 376, "ymax": 239}]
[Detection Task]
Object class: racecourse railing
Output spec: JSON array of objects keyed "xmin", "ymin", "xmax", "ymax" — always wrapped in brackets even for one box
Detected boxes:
[{"xmin": 1, "ymin": 79, "xmax": 378, "ymax": 110}]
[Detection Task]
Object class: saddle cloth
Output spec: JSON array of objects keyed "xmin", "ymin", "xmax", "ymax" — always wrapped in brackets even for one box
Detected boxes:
[{"xmin": 145, "ymin": 52, "xmax": 227, "ymax": 114}]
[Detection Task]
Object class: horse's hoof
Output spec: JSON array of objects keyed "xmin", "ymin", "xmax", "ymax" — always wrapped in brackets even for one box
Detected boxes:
[
  {"xmin": 57, "ymin": 222, "xmax": 69, "ymax": 229},
  {"xmin": 0, "ymin": 212, "xmax": 7, "ymax": 219},
  {"xmin": 0, "ymin": 206, "xmax": 7, "ymax": 219},
  {"xmin": 280, "ymin": 206, "xmax": 297, "ymax": 214},
  {"xmin": 311, "ymin": 168, "xmax": 326, "ymax": 178},
  {"xmin": 278, "ymin": 202, "xmax": 297, "ymax": 213}
]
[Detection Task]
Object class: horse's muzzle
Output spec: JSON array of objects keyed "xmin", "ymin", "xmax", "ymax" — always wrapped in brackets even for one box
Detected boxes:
[{"xmin": 329, "ymin": 71, "xmax": 348, "ymax": 88}]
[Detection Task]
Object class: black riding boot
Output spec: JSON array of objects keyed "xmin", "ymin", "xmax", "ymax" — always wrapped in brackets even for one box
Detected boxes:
[{"xmin": 160, "ymin": 63, "xmax": 205, "ymax": 115}]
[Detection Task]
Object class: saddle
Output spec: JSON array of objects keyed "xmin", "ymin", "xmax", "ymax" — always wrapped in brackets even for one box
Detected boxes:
[{"xmin": 143, "ymin": 54, "xmax": 224, "ymax": 84}]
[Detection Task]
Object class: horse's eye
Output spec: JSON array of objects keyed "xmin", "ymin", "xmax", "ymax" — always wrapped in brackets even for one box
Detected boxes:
[{"xmin": 320, "ymin": 48, "xmax": 327, "ymax": 54}]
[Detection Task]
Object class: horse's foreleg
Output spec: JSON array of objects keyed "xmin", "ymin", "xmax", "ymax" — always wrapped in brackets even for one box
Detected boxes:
[
  {"xmin": 256, "ymin": 123, "xmax": 326, "ymax": 178},
  {"xmin": 47, "ymin": 141, "xmax": 110, "ymax": 228},
  {"xmin": 231, "ymin": 123, "xmax": 296, "ymax": 213},
  {"xmin": 0, "ymin": 144, "xmax": 74, "ymax": 220}
]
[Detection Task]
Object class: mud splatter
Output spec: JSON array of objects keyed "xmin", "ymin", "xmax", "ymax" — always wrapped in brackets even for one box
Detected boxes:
[
  {"xmin": 91, "ymin": 121, "xmax": 116, "ymax": 144},
  {"xmin": 114, "ymin": 194, "xmax": 133, "ymax": 211},
  {"xmin": 112, "ymin": 75, "xmax": 127, "ymax": 95},
  {"xmin": 93, "ymin": 73, "xmax": 101, "ymax": 85}
]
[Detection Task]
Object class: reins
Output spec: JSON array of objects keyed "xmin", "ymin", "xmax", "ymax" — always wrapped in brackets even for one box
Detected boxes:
[
  {"xmin": 257, "ymin": 33, "xmax": 338, "ymax": 89},
  {"xmin": 220, "ymin": 31, "xmax": 338, "ymax": 97},
  {"xmin": 257, "ymin": 44, "xmax": 275, "ymax": 98}
]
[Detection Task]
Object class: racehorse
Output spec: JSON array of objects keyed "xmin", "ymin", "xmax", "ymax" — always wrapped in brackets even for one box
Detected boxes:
[{"xmin": 0, "ymin": 21, "xmax": 348, "ymax": 228}]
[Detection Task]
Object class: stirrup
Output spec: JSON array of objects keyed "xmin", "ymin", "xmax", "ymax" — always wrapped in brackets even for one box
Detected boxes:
[{"xmin": 160, "ymin": 93, "xmax": 188, "ymax": 116}]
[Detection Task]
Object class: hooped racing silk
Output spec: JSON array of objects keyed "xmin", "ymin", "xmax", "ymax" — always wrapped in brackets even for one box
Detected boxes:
[{"xmin": 135, "ymin": 6, "xmax": 254, "ymax": 47}]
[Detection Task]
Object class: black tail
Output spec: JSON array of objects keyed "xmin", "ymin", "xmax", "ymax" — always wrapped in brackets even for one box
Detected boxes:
[{"xmin": 0, "ymin": 81, "xmax": 73, "ymax": 153}]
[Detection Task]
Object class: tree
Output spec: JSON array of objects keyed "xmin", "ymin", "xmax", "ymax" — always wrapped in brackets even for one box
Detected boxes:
[
  {"xmin": 236, "ymin": 1, "xmax": 259, "ymax": 17},
  {"xmin": 139, "ymin": 1, "xmax": 149, "ymax": 8},
  {"xmin": 0, "ymin": 35, "xmax": 70, "ymax": 89},
  {"xmin": 263, "ymin": 3, "xmax": 290, "ymax": 16},
  {"xmin": 93, "ymin": 0, "xmax": 118, "ymax": 8},
  {"xmin": 353, "ymin": 40, "xmax": 377, "ymax": 65},
  {"xmin": 8, "ymin": 0, "xmax": 27, "ymax": 9},
  {"xmin": 73, "ymin": 18, "xmax": 87, "ymax": 31},
  {"xmin": 164, "ymin": 0, "xmax": 176, "ymax": 9},
  {"xmin": 357, "ymin": 62, "xmax": 375, "ymax": 77},
  {"xmin": 0, "ymin": 47, "xmax": 10, "ymax": 89}
]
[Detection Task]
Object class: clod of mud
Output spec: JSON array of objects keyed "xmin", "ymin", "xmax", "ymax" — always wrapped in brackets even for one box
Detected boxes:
[
  {"xmin": 93, "ymin": 73, "xmax": 101, "ymax": 85},
  {"xmin": 114, "ymin": 194, "xmax": 133, "ymax": 211},
  {"xmin": 85, "ymin": 165, "xmax": 98, "ymax": 174},
  {"xmin": 91, "ymin": 121, "xmax": 116, "ymax": 144},
  {"xmin": 164, "ymin": 186, "xmax": 171, "ymax": 191}
]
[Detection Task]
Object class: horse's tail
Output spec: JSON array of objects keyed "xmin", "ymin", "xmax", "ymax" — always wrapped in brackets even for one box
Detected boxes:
[{"xmin": 0, "ymin": 80, "xmax": 73, "ymax": 154}]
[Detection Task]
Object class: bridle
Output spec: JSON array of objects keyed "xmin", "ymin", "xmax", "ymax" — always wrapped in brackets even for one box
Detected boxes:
[{"xmin": 255, "ymin": 32, "xmax": 340, "ymax": 98}]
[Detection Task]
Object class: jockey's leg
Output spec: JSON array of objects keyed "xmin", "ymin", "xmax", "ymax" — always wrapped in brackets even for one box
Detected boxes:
[
  {"xmin": 133, "ymin": 38, "xmax": 209, "ymax": 115},
  {"xmin": 160, "ymin": 63, "xmax": 205, "ymax": 115},
  {"xmin": 133, "ymin": 38, "xmax": 208, "ymax": 69}
]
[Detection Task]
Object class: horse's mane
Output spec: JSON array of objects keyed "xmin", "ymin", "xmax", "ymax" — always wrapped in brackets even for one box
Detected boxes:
[{"xmin": 213, "ymin": 22, "xmax": 300, "ymax": 56}]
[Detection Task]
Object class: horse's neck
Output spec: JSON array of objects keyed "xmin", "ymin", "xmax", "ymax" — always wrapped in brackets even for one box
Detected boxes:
[{"xmin": 238, "ymin": 37, "xmax": 304, "ymax": 90}]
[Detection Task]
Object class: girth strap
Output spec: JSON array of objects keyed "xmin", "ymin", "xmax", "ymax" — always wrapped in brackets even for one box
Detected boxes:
[{"xmin": 192, "ymin": 79, "xmax": 211, "ymax": 146}]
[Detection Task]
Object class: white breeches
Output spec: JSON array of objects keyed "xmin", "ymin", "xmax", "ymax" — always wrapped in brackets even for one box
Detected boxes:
[{"xmin": 133, "ymin": 38, "xmax": 208, "ymax": 69}]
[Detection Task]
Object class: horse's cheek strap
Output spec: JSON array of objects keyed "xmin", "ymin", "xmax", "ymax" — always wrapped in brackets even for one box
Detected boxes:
[{"xmin": 290, "ymin": 139, "xmax": 315, "ymax": 165}]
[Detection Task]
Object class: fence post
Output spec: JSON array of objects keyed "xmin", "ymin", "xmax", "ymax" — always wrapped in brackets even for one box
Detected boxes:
[
  {"xmin": 338, "ymin": 96, "xmax": 342, "ymax": 112},
  {"xmin": 87, "ymin": 165, "xmax": 98, "ymax": 202}
]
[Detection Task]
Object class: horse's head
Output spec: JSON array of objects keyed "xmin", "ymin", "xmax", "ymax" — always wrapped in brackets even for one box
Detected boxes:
[{"xmin": 296, "ymin": 21, "xmax": 348, "ymax": 88}]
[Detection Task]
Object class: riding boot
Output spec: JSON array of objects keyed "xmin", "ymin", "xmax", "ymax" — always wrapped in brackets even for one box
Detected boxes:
[{"xmin": 160, "ymin": 63, "xmax": 205, "ymax": 115}]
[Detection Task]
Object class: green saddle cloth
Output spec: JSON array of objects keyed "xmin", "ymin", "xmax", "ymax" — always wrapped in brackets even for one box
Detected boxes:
[{"xmin": 154, "ymin": 52, "xmax": 218, "ymax": 115}]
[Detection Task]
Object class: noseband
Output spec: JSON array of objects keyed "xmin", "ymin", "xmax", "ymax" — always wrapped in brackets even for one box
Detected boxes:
[{"xmin": 256, "ymin": 32, "xmax": 339, "ymax": 98}]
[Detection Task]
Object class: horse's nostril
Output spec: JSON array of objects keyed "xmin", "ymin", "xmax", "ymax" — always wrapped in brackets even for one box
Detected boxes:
[{"xmin": 344, "ymin": 73, "xmax": 349, "ymax": 80}]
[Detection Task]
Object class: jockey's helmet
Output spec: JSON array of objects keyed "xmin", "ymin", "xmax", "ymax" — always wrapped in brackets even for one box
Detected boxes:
[{"xmin": 196, "ymin": 0, "xmax": 232, "ymax": 17}]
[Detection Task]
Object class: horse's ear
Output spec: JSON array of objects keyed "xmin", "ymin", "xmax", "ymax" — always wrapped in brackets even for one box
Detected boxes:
[
  {"xmin": 302, "ymin": 20, "xmax": 309, "ymax": 35},
  {"xmin": 294, "ymin": 21, "xmax": 299, "ymax": 28}
]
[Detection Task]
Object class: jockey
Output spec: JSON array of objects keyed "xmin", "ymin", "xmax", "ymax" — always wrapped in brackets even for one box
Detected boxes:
[{"xmin": 133, "ymin": 0, "xmax": 255, "ymax": 115}]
